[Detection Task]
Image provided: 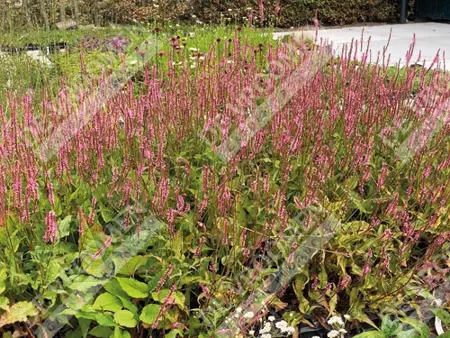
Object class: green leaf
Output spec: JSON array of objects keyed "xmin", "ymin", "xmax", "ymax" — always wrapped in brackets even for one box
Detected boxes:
[
  {"xmin": 0, "ymin": 296, "xmax": 9, "ymax": 310},
  {"xmin": 397, "ymin": 329, "xmax": 420, "ymax": 338},
  {"xmin": 352, "ymin": 331, "xmax": 386, "ymax": 338},
  {"xmin": 93, "ymin": 293, "xmax": 123, "ymax": 312},
  {"xmin": 65, "ymin": 328, "xmax": 83, "ymax": 338},
  {"xmin": 432, "ymin": 308, "xmax": 450, "ymax": 325},
  {"xmin": 59, "ymin": 215, "xmax": 73, "ymax": 238},
  {"xmin": 400, "ymin": 317, "xmax": 430, "ymax": 338},
  {"xmin": 0, "ymin": 301, "xmax": 38, "ymax": 327},
  {"xmin": 116, "ymin": 277, "xmax": 149, "ymax": 298},
  {"xmin": 80, "ymin": 231, "xmax": 114, "ymax": 278},
  {"xmin": 111, "ymin": 326, "xmax": 131, "ymax": 338},
  {"xmin": 89, "ymin": 326, "xmax": 114, "ymax": 338},
  {"xmin": 103, "ymin": 280, "xmax": 137, "ymax": 314},
  {"xmin": 139, "ymin": 304, "xmax": 161, "ymax": 325},
  {"xmin": 0, "ymin": 269, "xmax": 7, "ymax": 294},
  {"xmin": 114, "ymin": 310, "xmax": 137, "ymax": 328},
  {"xmin": 75, "ymin": 312, "xmax": 98, "ymax": 320},
  {"xmin": 115, "ymin": 256, "xmax": 148, "ymax": 276},
  {"xmin": 79, "ymin": 318, "xmax": 91, "ymax": 338},
  {"xmin": 100, "ymin": 205, "xmax": 115, "ymax": 223},
  {"xmin": 165, "ymin": 329, "xmax": 183, "ymax": 338},
  {"xmin": 437, "ymin": 333, "xmax": 450, "ymax": 338},
  {"xmin": 151, "ymin": 289, "xmax": 186, "ymax": 308},
  {"xmin": 95, "ymin": 313, "xmax": 116, "ymax": 327},
  {"xmin": 67, "ymin": 275, "xmax": 105, "ymax": 292},
  {"xmin": 42, "ymin": 260, "xmax": 61, "ymax": 286}
]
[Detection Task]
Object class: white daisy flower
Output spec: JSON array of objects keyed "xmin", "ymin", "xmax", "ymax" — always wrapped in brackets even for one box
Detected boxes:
[
  {"xmin": 243, "ymin": 311, "xmax": 255, "ymax": 319},
  {"xmin": 328, "ymin": 330, "xmax": 340, "ymax": 338},
  {"xmin": 327, "ymin": 316, "xmax": 344, "ymax": 327}
]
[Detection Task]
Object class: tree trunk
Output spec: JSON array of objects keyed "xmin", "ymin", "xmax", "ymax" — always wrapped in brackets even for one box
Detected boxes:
[
  {"xmin": 72, "ymin": 0, "xmax": 79, "ymax": 23},
  {"xmin": 1, "ymin": 4, "xmax": 6, "ymax": 32},
  {"xmin": 60, "ymin": 0, "xmax": 66, "ymax": 22},
  {"xmin": 39, "ymin": 0, "xmax": 50, "ymax": 30}
]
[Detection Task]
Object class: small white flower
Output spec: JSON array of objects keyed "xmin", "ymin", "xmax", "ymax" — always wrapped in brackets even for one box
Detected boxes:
[
  {"xmin": 243, "ymin": 311, "xmax": 255, "ymax": 319},
  {"xmin": 153, "ymin": 4, "xmax": 159, "ymax": 8},
  {"xmin": 268, "ymin": 316, "xmax": 275, "ymax": 322},
  {"xmin": 228, "ymin": 8, "xmax": 233, "ymax": 11},
  {"xmin": 246, "ymin": 7, "xmax": 252, "ymax": 10},
  {"xmin": 286, "ymin": 326, "xmax": 295, "ymax": 334},
  {"xmin": 344, "ymin": 314, "xmax": 351, "ymax": 320},
  {"xmin": 311, "ymin": 336, "xmax": 321, "ymax": 338},
  {"xmin": 236, "ymin": 307, "xmax": 242, "ymax": 313},
  {"xmin": 176, "ymin": 23, "xmax": 180, "ymax": 27},
  {"xmin": 234, "ymin": 313, "xmax": 239, "ymax": 318},
  {"xmin": 261, "ymin": 334, "xmax": 271, "ymax": 338},
  {"xmin": 328, "ymin": 330, "xmax": 340, "ymax": 338},
  {"xmin": 189, "ymin": 32, "xmax": 195, "ymax": 37},
  {"xmin": 327, "ymin": 316, "xmax": 344, "ymax": 327},
  {"xmin": 275, "ymin": 320, "xmax": 288, "ymax": 330},
  {"xmin": 191, "ymin": 14, "xmax": 197, "ymax": 18},
  {"xmin": 260, "ymin": 325, "xmax": 271, "ymax": 334},
  {"xmin": 339, "ymin": 329, "xmax": 347, "ymax": 334},
  {"xmin": 249, "ymin": 330, "xmax": 255, "ymax": 336}
]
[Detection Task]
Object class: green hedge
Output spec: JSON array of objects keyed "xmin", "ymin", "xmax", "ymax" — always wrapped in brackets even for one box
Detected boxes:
[{"xmin": 188, "ymin": 0, "xmax": 402, "ymax": 28}]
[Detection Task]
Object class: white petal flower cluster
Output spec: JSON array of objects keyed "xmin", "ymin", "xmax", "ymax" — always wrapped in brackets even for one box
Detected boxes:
[
  {"xmin": 275, "ymin": 320, "xmax": 295, "ymax": 334},
  {"xmin": 327, "ymin": 316, "xmax": 344, "ymax": 327},
  {"xmin": 327, "ymin": 330, "xmax": 340, "ymax": 338}
]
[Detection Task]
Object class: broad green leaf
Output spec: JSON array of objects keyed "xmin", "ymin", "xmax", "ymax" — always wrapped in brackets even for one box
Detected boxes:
[
  {"xmin": 59, "ymin": 215, "xmax": 73, "ymax": 238},
  {"xmin": 67, "ymin": 275, "xmax": 105, "ymax": 292},
  {"xmin": 165, "ymin": 329, "xmax": 183, "ymax": 338},
  {"xmin": 116, "ymin": 277, "xmax": 149, "ymax": 298},
  {"xmin": 400, "ymin": 317, "xmax": 430, "ymax": 338},
  {"xmin": 79, "ymin": 318, "xmax": 91, "ymax": 338},
  {"xmin": 437, "ymin": 333, "xmax": 450, "ymax": 338},
  {"xmin": 100, "ymin": 205, "xmax": 115, "ymax": 223},
  {"xmin": 89, "ymin": 326, "xmax": 113, "ymax": 338},
  {"xmin": 139, "ymin": 304, "xmax": 161, "ymax": 325},
  {"xmin": 114, "ymin": 310, "xmax": 137, "ymax": 328},
  {"xmin": 0, "ymin": 269, "xmax": 7, "ymax": 294},
  {"xmin": 114, "ymin": 256, "xmax": 148, "ymax": 276},
  {"xmin": 0, "ymin": 296, "xmax": 9, "ymax": 310},
  {"xmin": 93, "ymin": 293, "xmax": 122, "ymax": 312},
  {"xmin": 74, "ymin": 311, "xmax": 98, "ymax": 320},
  {"xmin": 0, "ymin": 301, "xmax": 38, "ymax": 327},
  {"xmin": 103, "ymin": 280, "xmax": 137, "ymax": 314},
  {"xmin": 152, "ymin": 289, "xmax": 186, "ymax": 308},
  {"xmin": 432, "ymin": 308, "xmax": 450, "ymax": 325},
  {"xmin": 111, "ymin": 326, "xmax": 131, "ymax": 338},
  {"xmin": 95, "ymin": 313, "xmax": 116, "ymax": 327},
  {"xmin": 80, "ymin": 231, "xmax": 113, "ymax": 277},
  {"xmin": 397, "ymin": 329, "xmax": 420, "ymax": 338},
  {"xmin": 65, "ymin": 328, "xmax": 82, "ymax": 338},
  {"xmin": 42, "ymin": 260, "xmax": 61, "ymax": 286}
]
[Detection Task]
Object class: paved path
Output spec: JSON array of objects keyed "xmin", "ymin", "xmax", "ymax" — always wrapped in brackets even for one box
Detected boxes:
[{"xmin": 274, "ymin": 23, "xmax": 450, "ymax": 68}]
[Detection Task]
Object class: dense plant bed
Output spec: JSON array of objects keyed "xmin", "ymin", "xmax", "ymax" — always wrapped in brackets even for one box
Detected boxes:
[{"xmin": 0, "ymin": 27, "xmax": 449, "ymax": 338}]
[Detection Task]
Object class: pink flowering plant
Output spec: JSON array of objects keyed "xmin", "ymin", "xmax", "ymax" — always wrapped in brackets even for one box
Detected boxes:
[{"xmin": 0, "ymin": 22, "xmax": 449, "ymax": 338}]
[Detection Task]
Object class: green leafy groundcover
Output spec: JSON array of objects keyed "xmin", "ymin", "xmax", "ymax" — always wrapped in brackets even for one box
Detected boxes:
[{"xmin": 0, "ymin": 25, "xmax": 449, "ymax": 338}]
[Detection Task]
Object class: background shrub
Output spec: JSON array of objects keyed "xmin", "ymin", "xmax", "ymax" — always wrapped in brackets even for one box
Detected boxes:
[{"xmin": 1, "ymin": 0, "xmax": 408, "ymax": 31}]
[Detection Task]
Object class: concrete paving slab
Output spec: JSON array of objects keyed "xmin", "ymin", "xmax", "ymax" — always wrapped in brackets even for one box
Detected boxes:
[{"xmin": 274, "ymin": 23, "xmax": 450, "ymax": 68}]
